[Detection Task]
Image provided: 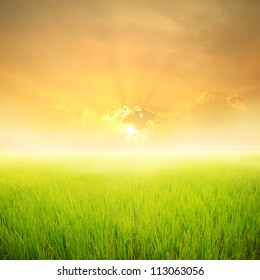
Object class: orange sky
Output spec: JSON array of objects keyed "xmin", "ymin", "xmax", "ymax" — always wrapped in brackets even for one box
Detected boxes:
[{"xmin": 0, "ymin": 0, "xmax": 260, "ymax": 152}]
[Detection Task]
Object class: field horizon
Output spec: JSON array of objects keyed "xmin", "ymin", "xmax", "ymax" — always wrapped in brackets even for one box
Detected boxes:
[{"xmin": 0, "ymin": 152, "xmax": 259, "ymax": 260}]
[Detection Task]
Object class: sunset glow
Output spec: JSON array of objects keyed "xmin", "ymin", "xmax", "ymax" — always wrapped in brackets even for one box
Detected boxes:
[
  {"xmin": 0, "ymin": 0, "xmax": 260, "ymax": 153},
  {"xmin": 126, "ymin": 125, "xmax": 137, "ymax": 138}
]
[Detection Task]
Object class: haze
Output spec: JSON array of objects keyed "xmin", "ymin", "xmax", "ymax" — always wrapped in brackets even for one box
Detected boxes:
[{"xmin": 1, "ymin": 0, "xmax": 260, "ymax": 152}]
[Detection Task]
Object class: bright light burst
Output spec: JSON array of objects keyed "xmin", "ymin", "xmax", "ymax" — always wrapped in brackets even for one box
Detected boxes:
[{"xmin": 126, "ymin": 125, "xmax": 137, "ymax": 138}]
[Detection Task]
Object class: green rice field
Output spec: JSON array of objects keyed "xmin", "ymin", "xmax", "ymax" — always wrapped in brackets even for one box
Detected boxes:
[{"xmin": 0, "ymin": 153, "xmax": 259, "ymax": 260}]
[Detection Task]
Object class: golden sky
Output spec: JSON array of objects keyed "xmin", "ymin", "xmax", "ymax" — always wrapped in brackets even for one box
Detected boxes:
[{"xmin": 0, "ymin": 0, "xmax": 260, "ymax": 152}]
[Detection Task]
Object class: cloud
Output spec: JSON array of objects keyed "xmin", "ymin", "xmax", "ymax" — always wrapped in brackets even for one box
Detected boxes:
[
  {"xmin": 103, "ymin": 105, "xmax": 183, "ymax": 140},
  {"xmin": 186, "ymin": 92, "xmax": 215, "ymax": 119},
  {"xmin": 72, "ymin": 109, "xmax": 90, "ymax": 125},
  {"xmin": 227, "ymin": 95, "xmax": 248, "ymax": 112},
  {"xmin": 121, "ymin": 106, "xmax": 156, "ymax": 130},
  {"xmin": 195, "ymin": 92, "xmax": 214, "ymax": 105},
  {"xmin": 53, "ymin": 103, "xmax": 71, "ymax": 113},
  {"xmin": 102, "ymin": 105, "xmax": 129, "ymax": 121},
  {"xmin": 53, "ymin": 103, "xmax": 90, "ymax": 126},
  {"xmin": 103, "ymin": 105, "xmax": 156, "ymax": 136}
]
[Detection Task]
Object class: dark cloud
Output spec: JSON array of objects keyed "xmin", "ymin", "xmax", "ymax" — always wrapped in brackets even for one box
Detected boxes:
[{"xmin": 227, "ymin": 95, "xmax": 248, "ymax": 112}]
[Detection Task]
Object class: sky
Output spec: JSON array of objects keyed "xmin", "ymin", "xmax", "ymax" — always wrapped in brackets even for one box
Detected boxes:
[{"xmin": 0, "ymin": 0, "xmax": 260, "ymax": 152}]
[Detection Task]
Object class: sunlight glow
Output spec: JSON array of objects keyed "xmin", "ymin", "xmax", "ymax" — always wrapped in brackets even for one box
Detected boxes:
[
  {"xmin": 0, "ymin": 1, "xmax": 259, "ymax": 153},
  {"xmin": 126, "ymin": 125, "xmax": 137, "ymax": 138}
]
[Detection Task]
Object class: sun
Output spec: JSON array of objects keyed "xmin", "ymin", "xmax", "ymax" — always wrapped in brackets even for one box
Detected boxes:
[{"xmin": 126, "ymin": 125, "xmax": 137, "ymax": 138}]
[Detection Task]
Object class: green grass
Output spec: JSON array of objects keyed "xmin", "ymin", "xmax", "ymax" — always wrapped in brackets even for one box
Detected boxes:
[{"xmin": 0, "ymin": 153, "xmax": 259, "ymax": 260}]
